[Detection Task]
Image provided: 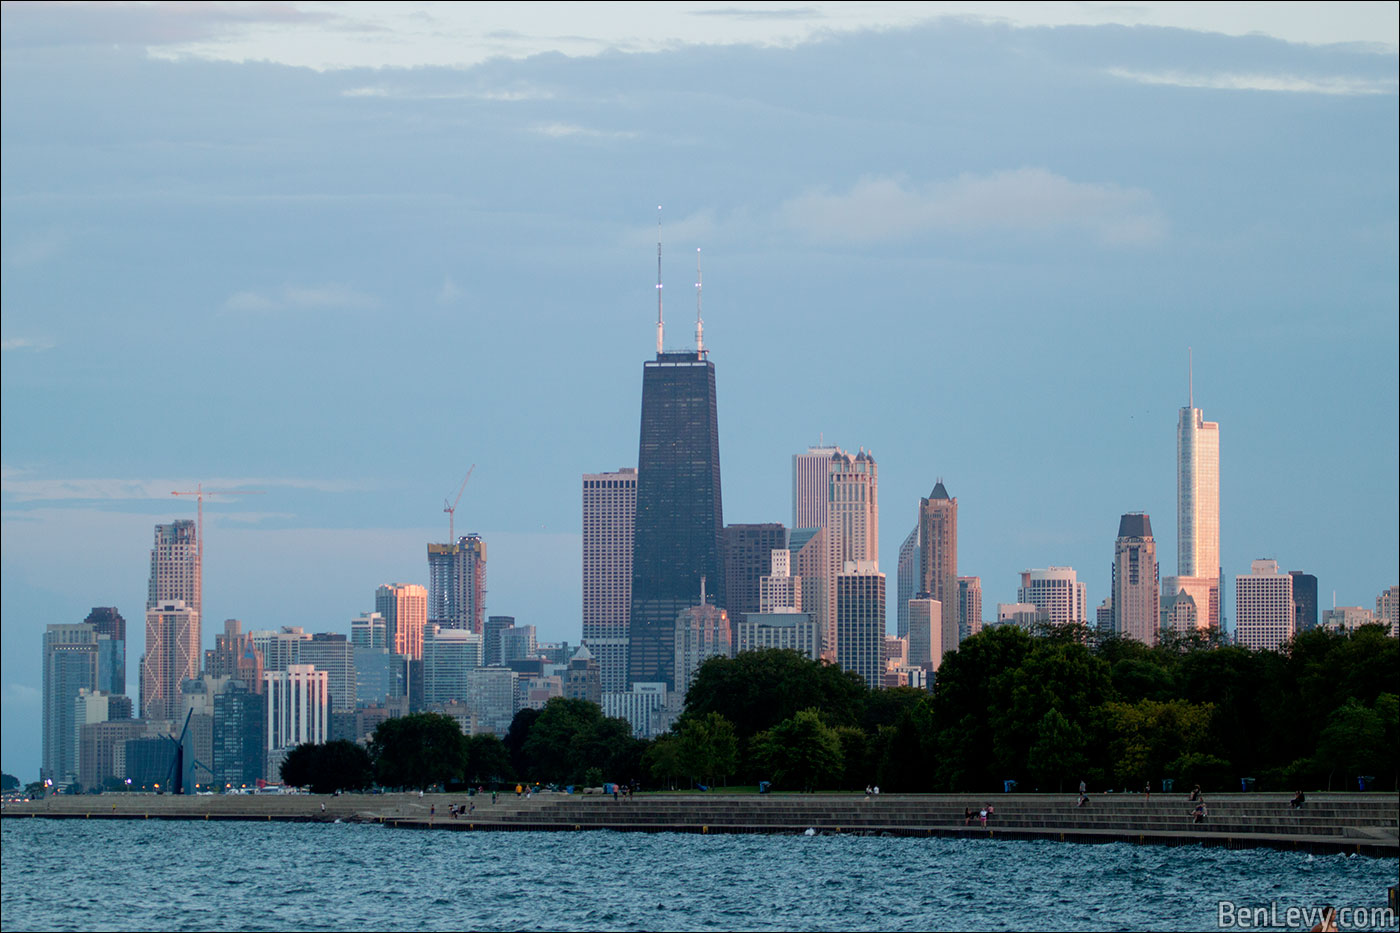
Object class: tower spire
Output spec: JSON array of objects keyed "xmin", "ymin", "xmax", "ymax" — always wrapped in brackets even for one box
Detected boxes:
[
  {"xmin": 655, "ymin": 205, "xmax": 664, "ymax": 356},
  {"xmin": 695, "ymin": 247, "xmax": 704, "ymax": 357},
  {"xmin": 1188, "ymin": 346, "xmax": 1194, "ymax": 411}
]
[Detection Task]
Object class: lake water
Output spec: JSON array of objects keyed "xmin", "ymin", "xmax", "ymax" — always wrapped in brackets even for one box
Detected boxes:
[{"xmin": 2, "ymin": 819, "xmax": 1396, "ymax": 931}]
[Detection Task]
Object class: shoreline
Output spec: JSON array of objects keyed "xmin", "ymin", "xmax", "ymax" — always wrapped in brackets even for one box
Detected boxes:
[{"xmin": 5, "ymin": 791, "xmax": 1396, "ymax": 858}]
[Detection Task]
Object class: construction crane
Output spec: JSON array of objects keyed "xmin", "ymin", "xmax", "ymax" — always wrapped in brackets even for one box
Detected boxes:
[
  {"xmin": 170, "ymin": 483, "xmax": 265, "ymax": 568},
  {"xmin": 444, "ymin": 465, "xmax": 475, "ymax": 544}
]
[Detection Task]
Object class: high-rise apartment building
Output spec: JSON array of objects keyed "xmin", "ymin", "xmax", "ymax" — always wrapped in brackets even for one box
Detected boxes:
[
  {"xmin": 759, "ymin": 549, "xmax": 801, "ymax": 613},
  {"xmin": 376, "ymin": 583, "xmax": 428, "ymax": 661},
  {"xmin": 148, "ymin": 520, "xmax": 200, "ymax": 615},
  {"xmin": 824, "ymin": 449, "xmax": 879, "ymax": 661},
  {"xmin": 82, "ymin": 607, "xmax": 126, "ymax": 696},
  {"xmin": 629, "ymin": 346, "xmax": 725, "ymax": 689},
  {"xmin": 957, "ymin": 577, "xmax": 983, "ymax": 641},
  {"xmin": 673, "ymin": 600, "xmax": 731, "ymax": 698},
  {"xmin": 723, "ymin": 523, "xmax": 787, "ymax": 624},
  {"xmin": 582, "ymin": 468, "xmax": 636, "ymax": 694},
  {"xmin": 265, "ymin": 664, "xmax": 328, "ymax": 775},
  {"xmin": 1112, "ymin": 513, "xmax": 1160, "ymax": 645},
  {"xmin": 1290, "ymin": 571, "xmax": 1319, "ymax": 633},
  {"xmin": 42, "ymin": 623, "xmax": 104, "ymax": 783},
  {"xmin": 427, "ymin": 534, "xmax": 486, "ymax": 633},
  {"xmin": 836, "ymin": 562, "xmax": 885, "ymax": 690},
  {"xmin": 422, "ymin": 626, "xmax": 483, "ymax": 707},
  {"xmin": 736, "ymin": 612, "xmax": 821, "ymax": 660},
  {"xmin": 896, "ymin": 526, "xmax": 919, "ymax": 638},
  {"xmin": 140, "ymin": 600, "xmax": 199, "ymax": 722},
  {"xmin": 205, "ymin": 619, "xmax": 264, "ymax": 691},
  {"xmin": 351, "ymin": 612, "xmax": 387, "ymax": 650},
  {"xmin": 1378, "ymin": 586, "xmax": 1400, "ymax": 634},
  {"xmin": 918, "ymin": 481, "xmax": 958, "ymax": 647},
  {"xmin": 792, "ymin": 445, "xmax": 840, "ymax": 531},
  {"xmin": 907, "ymin": 596, "xmax": 956, "ymax": 672},
  {"xmin": 299, "ymin": 633, "xmax": 356, "ymax": 713},
  {"xmin": 1017, "ymin": 568, "xmax": 1088, "ymax": 626},
  {"xmin": 1235, "ymin": 559, "xmax": 1294, "ymax": 651},
  {"xmin": 1176, "ymin": 377, "xmax": 1220, "ymax": 629}
]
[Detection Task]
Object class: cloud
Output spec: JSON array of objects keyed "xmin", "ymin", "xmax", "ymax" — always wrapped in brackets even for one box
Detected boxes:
[
  {"xmin": 620, "ymin": 208, "xmax": 725, "ymax": 250},
  {"xmin": 779, "ymin": 170, "xmax": 1165, "ymax": 247},
  {"xmin": 1107, "ymin": 68, "xmax": 1398, "ymax": 96},
  {"xmin": 531, "ymin": 122, "xmax": 638, "ymax": 140},
  {"xmin": 689, "ymin": 7, "xmax": 823, "ymax": 19},
  {"xmin": 221, "ymin": 283, "xmax": 378, "ymax": 313},
  {"xmin": 0, "ymin": 471, "xmax": 369, "ymax": 503},
  {"xmin": 0, "ymin": 1, "xmax": 332, "ymax": 49},
  {"xmin": 0, "ymin": 337, "xmax": 56, "ymax": 352},
  {"xmin": 340, "ymin": 85, "xmax": 555, "ymax": 102}
]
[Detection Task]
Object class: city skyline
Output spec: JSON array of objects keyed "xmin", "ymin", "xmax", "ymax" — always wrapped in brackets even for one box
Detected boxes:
[{"xmin": 3, "ymin": 4, "xmax": 1396, "ymax": 780}]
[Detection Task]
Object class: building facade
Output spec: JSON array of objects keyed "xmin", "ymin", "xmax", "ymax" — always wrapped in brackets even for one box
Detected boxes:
[
  {"xmin": 375, "ymin": 583, "xmax": 428, "ymax": 661},
  {"xmin": 582, "ymin": 468, "xmax": 636, "ymax": 694},
  {"xmin": 427, "ymin": 533, "xmax": 487, "ymax": 633},
  {"xmin": 957, "ymin": 576, "xmax": 983, "ymax": 641},
  {"xmin": 896, "ymin": 525, "xmax": 919, "ymax": 638},
  {"xmin": 140, "ymin": 600, "xmax": 200, "ymax": 722},
  {"xmin": 824, "ymin": 449, "xmax": 879, "ymax": 661},
  {"xmin": 148, "ymin": 520, "xmax": 200, "ymax": 615},
  {"xmin": 722, "ymin": 523, "xmax": 787, "ymax": 625},
  {"xmin": 792, "ymin": 445, "xmax": 840, "ymax": 531},
  {"xmin": 629, "ymin": 350, "xmax": 725, "ymax": 688},
  {"xmin": 835, "ymin": 562, "xmax": 885, "ymax": 689},
  {"xmin": 918, "ymin": 481, "xmax": 959, "ymax": 648},
  {"xmin": 673, "ymin": 601, "xmax": 731, "ymax": 699},
  {"xmin": 1017, "ymin": 568, "xmax": 1088, "ymax": 627},
  {"xmin": 1177, "ymin": 391, "xmax": 1221, "ymax": 628},
  {"xmin": 1235, "ymin": 559, "xmax": 1294, "ymax": 651},
  {"xmin": 1112, "ymin": 513, "xmax": 1160, "ymax": 645}
]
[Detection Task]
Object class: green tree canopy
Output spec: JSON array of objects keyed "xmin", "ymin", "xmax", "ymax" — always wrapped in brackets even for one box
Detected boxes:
[
  {"xmin": 676, "ymin": 712, "xmax": 738, "ymax": 788},
  {"xmin": 1103, "ymin": 699, "xmax": 1214, "ymax": 787},
  {"xmin": 464, "ymin": 733, "xmax": 515, "ymax": 785},
  {"xmin": 280, "ymin": 740, "xmax": 375, "ymax": 794},
  {"xmin": 751, "ymin": 709, "xmax": 843, "ymax": 792},
  {"xmin": 520, "ymin": 697, "xmax": 639, "ymax": 785},
  {"xmin": 369, "ymin": 713, "xmax": 469, "ymax": 790},
  {"xmin": 681, "ymin": 649, "xmax": 868, "ymax": 739}
]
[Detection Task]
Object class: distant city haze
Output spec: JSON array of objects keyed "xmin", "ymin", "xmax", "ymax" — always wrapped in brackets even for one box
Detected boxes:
[{"xmin": 2, "ymin": 3, "xmax": 1396, "ymax": 780}]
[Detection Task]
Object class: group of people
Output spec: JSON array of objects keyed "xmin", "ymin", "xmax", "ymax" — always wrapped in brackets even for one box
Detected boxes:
[{"xmin": 962, "ymin": 805, "xmax": 994, "ymax": 827}]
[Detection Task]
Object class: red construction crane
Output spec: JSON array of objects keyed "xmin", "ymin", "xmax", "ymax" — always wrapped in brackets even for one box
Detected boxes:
[{"xmin": 444, "ymin": 465, "xmax": 475, "ymax": 543}]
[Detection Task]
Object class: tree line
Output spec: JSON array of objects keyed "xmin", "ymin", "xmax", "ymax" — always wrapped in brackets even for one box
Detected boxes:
[{"xmin": 282, "ymin": 624, "xmax": 1397, "ymax": 793}]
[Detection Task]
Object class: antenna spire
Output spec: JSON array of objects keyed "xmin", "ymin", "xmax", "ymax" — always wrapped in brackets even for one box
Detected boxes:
[
  {"xmin": 1188, "ymin": 346, "xmax": 1194, "ymax": 410},
  {"xmin": 655, "ymin": 205, "xmax": 664, "ymax": 356},
  {"xmin": 695, "ymin": 247, "xmax": 705, "ymax": 357}
]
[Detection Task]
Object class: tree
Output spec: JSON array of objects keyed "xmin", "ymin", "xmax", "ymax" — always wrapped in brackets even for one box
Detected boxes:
[
  {"xmin": 464, "ymin": 733, "xmax": 514, "ymax": 785},
  {"xmin": 1026, "ymin": 709, "xmax": 1089, "ymax": 792},
  {"xmin": 751, "ymin": 709, "xmax": 843, "ymax": 792},
  {"xmin": 1316, "ymin": 698, "xmax": 1386, "ymax": 791},
  {"xmin": 644, "ymin": 734, "xmax": 686, "ymax": 790},
  {"xmin": 280, "ymin": 740, "xmax": 375, "ymax": 794},
  {"xmin": 1103, "ymin": 699, "xmax": 1214, "ymax": 788},
  {"xmin": 680, "ymin": 649, "xmax": 868, "ymax": 741},
  {"xmin": 676, "ymin": 712, "xmax": 738, "ymax": 788},
  {"xmin": 369, "ymin": 713, "xmax": 469, "ymax": 790},
  {"xmin": 520, "ymin": 697, "xmax": 638, "ymax": 785},
  {"xmin": 0, "ymin": 773, "xmax": 19, "ymax": 792}
]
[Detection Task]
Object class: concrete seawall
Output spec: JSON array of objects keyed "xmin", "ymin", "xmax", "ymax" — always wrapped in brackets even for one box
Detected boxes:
[{"xmin": 5, "ymin": 792, "xmax": 1396, "ymax": 858}]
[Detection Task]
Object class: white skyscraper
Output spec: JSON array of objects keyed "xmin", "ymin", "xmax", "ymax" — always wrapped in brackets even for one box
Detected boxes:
[
  {"xmin": 1235, "ymin": 559, "xmax": 1294, "ymax": 651},
  {"xmin": 265, "ymin": 664, "xmax": 328, "ymax": 776},
  {"xmin": 1174, "ymin": 365, "xmax": 1221, "ymax": 629},
  {"xmin": 792, "ymin": 445, "xmax": 839, "ymax": 531},
  {"xmin": 583, "ymin": 468, "xmax": 636, "ymax": 693},
  {"xmin": 824, "ymin": 449, "xmax": 879, "ymax": 661},
  {"xmin": 1017, "ymin": 568, "xmax": 1088, "ymax": 626}
]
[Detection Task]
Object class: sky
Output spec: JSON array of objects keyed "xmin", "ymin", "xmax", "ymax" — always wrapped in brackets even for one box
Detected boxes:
[{"xmin": 2, "ymin": 1, "xmax": 1397, "ymax": 781}]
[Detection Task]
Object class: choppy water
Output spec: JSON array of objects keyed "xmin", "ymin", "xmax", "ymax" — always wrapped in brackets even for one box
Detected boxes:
[{"xmin": 2, "ymin": 820, "xmax": 1396, "ymax": 932}]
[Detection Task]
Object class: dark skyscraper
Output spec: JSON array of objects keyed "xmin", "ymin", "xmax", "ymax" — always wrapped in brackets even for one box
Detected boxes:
[
  {"xmin": 723, "ymin": 523, "xmax": 787, "ymax": 625},
  {"xmin": 1290, "ymin": 571, "xmax": 1318, "ymax": 632},
  {"xmin": 629, "ymin": 240, "xmax": 724, "ymax": 688},
  {"xmin": 629, "ymin": 351, "xmax": 725, "ymax": 687}
]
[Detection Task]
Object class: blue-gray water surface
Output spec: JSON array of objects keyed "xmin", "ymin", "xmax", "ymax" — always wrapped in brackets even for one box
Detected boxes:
[{"xmin": 2, "ymin": 820, "xmax": 1396, "ymax": 932}]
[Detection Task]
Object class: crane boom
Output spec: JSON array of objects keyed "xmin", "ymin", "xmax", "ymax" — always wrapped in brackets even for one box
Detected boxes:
[{"xmin": 444, "ymin": 464, "xmax": 476, "ymax": 543}]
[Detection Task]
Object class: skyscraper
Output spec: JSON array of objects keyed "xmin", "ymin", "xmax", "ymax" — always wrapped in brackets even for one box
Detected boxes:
[
  {"xmin": 205, "ymin": 619, "xmax": 264, "ymax": 693},
  {"xmin": 722, "ymin": 523, "xmax": 787, "ymax": 624},
  {"xmin": 427, "ymin": 533, "xmax": 486, "ymax": 633},
  {"xmin": 918, "ymin": 480, "xmax": 958, "ymax": 647},
  {"xmin": 1290, "ymin": 571, "xmax": 1319, "ymax": 633},
  {"xmin": 824, "ymin": 448, "xmax": 878, "ymax": 661},
  {"xmin": 375, "ymin": 583, "xmax": 428, "ymax": 661},
  {"xmin": 1017, "ymin": 568, "xmax": 1088, "ymax": 626},
  {"xmin": 1112, "ymin": 513, "xmax": 1160, "ymax": 644},
  {"xmin": 895, "ymin": 525, "xmax": 919, "ymax": 638},
  {"xmin": 1175, "ymin": 367, "xmax": 1220, "ymax": 629},
  {"xmin": 957, "ymin": 576, "xmax": 983, "ymax": 641},
  {"xmin": 583, "ymin": 469, "xmax": 636, "ymax": 693},
  {"xmin": 835, "ymin": 562, "xmax": 885, "ymax": 689},
  {"xmin": 1235, "ymin": 559, "xmax": 1294, "ymax": 651},
  {"xmin": 42, "ymin": 623, "xmax": 104, "ymax": 783},
  {"xmin": 140, "ymin": 600, "xmax": 199, "ymax": 722},
  {"xmin": 83, "ymin": 607, "xmax": 126, "ymax": 696},
  {"xmin": 628, "ymin": 252, "xmax": 724, "ymax": 688},
  {"xmin": 792, "ymin": 445, "xmax": 839, "ymax": 530},
  {"xmin": 148, "ymin": 520, "xmax": 200, "ymax": 615}
]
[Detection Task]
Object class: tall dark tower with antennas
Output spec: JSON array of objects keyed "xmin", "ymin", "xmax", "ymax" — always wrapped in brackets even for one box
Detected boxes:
[{"xmin": 628, "ymin": 227, "xmax": 725, "ymax": 690}]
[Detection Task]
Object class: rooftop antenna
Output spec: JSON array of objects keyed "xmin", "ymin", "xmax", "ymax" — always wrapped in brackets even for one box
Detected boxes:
[
  {"xmin": 700, "ymin": 574, "xmax": 707, "ymax": 606},
  {"xmin": 695, "ymin": 247, "xmax": 705, "ymax": 357},
  {"xmin": 655, "ymin": 205, "xmax": 664, "ymax": 355},
  {"xmin": 1188, "ymin": 346, "xmax": 1194, "ymax": 411}
]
